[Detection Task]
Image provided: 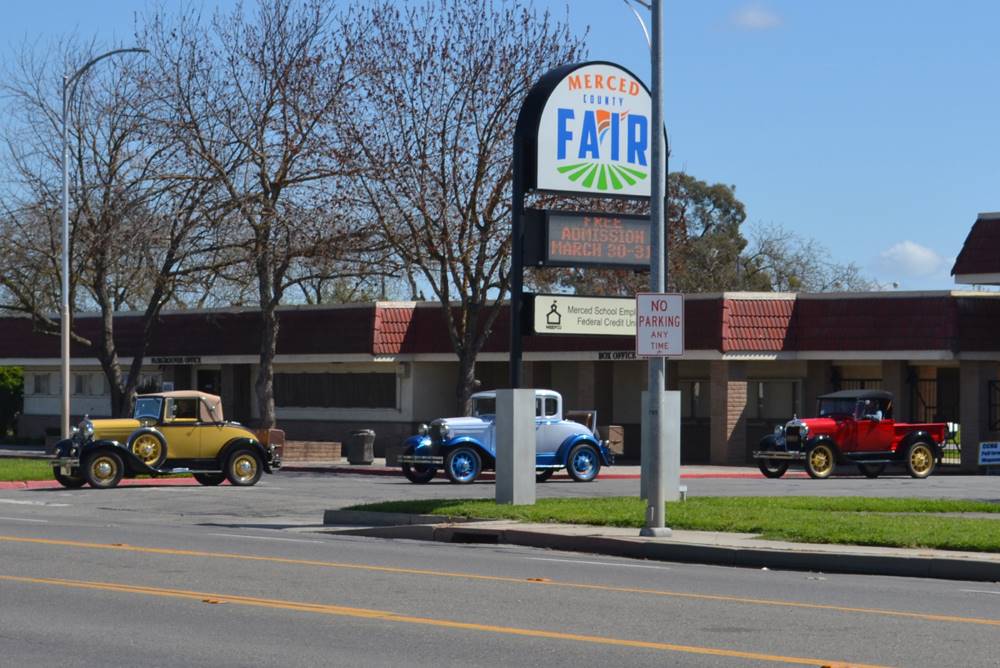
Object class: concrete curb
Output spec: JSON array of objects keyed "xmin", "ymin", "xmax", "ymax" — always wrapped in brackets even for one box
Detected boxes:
[
  {"xmin": 322, "ymin": 509, "xmax": 471, "ymax": 526},
  {"xmin": 323, "ymin": 518, "xmax": 1000, "ymax": 583}
]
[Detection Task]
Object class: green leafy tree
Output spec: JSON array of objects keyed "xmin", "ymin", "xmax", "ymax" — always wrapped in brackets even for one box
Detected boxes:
[{"xmin": 0, "ymin": 367, "xmax": 24, "ymax": 436}]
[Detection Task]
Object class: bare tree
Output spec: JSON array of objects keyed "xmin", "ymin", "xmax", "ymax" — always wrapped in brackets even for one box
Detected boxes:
[
  {"xmin": 742, "ymin": 223, "xmax": 878, "ymax": 292},
  {"xmin": 0, "ymin": 38, "xmax": 228, "ymax": 417},
  {"xmin": 348, "ymin": 0, "xmax": 587, "ymax": 414},
  {"xmin": 140, "ymin": 0, "xmax": 376, "ymax": 427}
]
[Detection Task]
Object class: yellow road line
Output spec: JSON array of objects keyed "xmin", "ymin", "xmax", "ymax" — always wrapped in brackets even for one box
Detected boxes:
[
  {"xmin": 1, "ymin": 534, "xmax": 996, "ymax": 628},
  {"xmin": 0, "ymin": 574, "xmax": 891, "ymax": 668}
]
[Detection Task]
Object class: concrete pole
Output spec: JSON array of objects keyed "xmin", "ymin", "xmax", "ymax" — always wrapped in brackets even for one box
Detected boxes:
[{"xmin": 496, "ymin": 389, "xmax": 536, "ymax": 505}]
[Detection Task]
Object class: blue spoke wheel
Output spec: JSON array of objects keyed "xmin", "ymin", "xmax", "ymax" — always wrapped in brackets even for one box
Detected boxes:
[
  {"xmin": 444, "ymin": 446, "xmax": 482, "ymax": 484},
  {"xmin": 566, "ymin": 443, "xmax": 601, "ymax": 482}
]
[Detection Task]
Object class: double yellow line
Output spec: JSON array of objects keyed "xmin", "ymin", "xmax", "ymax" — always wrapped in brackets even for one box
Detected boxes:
[
  {"xmin": 1, "ymin": 535, "xmax": 995, "ymax": 628},
  {"xmin": 0, "ymin": 573, "xmax": 888, "ymax": 667}
]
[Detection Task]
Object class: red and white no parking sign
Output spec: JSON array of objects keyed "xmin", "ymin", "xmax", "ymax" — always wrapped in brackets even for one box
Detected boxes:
[{"xmin": 635, "ymin": 293, "xmax": 684, "ymax": 357}]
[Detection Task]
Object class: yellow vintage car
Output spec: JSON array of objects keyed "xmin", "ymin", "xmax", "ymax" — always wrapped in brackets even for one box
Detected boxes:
[{"xmin": 51, "ymin": 391, "xmax": 282, "ymax": 489}]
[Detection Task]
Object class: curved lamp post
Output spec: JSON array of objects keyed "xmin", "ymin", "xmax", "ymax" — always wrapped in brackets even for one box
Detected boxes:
[{"xmin": 61, "ymin": 47, "xmax": 148, "ymax": 437}]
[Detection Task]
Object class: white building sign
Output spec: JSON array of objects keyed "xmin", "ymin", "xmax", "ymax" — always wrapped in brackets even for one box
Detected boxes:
[
  {"xmin": 979, "ymin": 442, "xmax": 1000, "ymax": 466},
  {"xmin": 636, "ymin": 293, "xmax": 684, "ymax": 357},
  {"xmin": 535, "ymin": 63, "xmax": 652, "ymax": 198},
  {"xmin": 532, "ymin": 295, "xmax": 635, "ymax": 336}
]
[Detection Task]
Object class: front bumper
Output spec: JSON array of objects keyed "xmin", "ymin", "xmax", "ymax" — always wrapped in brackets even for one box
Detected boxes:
[
  {"xmin": 399, "ymin": 454, "xmax": 443, "ymax": 466},
  {"xmin": 51, "ymin": 456, "xmax": 81, "ymax": 475},
  {"xmin": 752, "ymin": 450, "xmax": 806, "ymax": 461}
]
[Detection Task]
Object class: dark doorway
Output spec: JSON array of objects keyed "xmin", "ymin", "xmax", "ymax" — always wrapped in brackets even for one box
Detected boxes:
[
  {"xmin": 197, "ymin": 369, "xmax": 222, "ymax": 395},
  {"xmin": 231, "ymin": 365, "xmax": 253, "ymax": 425}
]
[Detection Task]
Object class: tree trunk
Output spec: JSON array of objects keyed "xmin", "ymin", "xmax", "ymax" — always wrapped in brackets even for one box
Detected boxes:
[
  {"xmin": 255, "ymin": 304, "xmax": 279, "ymax": 429},
  {"xmin": 455, "ymin": 348, "xmax": 477, "ymax": 416}
]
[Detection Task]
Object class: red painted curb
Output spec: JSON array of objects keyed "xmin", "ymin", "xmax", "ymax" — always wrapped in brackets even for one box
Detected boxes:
[
  {"xmin": 0, "ymin": 477, "xmax": 209, "ymax": 490},
  {"xmin": 279, "ymin": 466, "xmax": 809, "ymax": 480}
]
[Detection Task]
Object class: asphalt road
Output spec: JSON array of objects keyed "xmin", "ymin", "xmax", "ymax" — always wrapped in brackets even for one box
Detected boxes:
[{"xmin": 1, "ymin": 471, "xmax": 998, "ymax": 666}]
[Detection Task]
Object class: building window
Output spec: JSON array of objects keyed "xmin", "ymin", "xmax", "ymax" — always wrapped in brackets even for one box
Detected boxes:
[
  {"xmin": 31, "ymin": 373, "xmax": 51, "ymax": 395},
  {"xmin": 73, "ymin": 373, "xmax": 90, "ymax": 396},
  {"xmin": 747, "ymin": 381, "xmax": 800, "ymax": 420},
  {"xmin": 274, "ymin": 373, "xmax": 396, "ymax": 409},
  {"xmin": 990, "ymin": 381, "xmax": 1000, "ymax": 431},
  {"xmin": 679, "ymin": 380, "xmax": 709, "ymax": 419}
]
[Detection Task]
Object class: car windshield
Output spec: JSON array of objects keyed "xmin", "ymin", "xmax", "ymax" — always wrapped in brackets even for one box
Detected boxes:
[
  {"xmin": 134, "ymin": 397, "xmax": 162, "ymax": 421},
  {"xmin": 817, "ymin": 398, "xmax": 856, "ymax": 417},
  {"xmin": 471, "ymin": 397, "xmax": 495, "ymax": 417}
]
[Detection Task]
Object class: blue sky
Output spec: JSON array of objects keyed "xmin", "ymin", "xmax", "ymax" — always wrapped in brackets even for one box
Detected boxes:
[{"xmin": 4, "ymin": 0, "xmax": 996, "ymax": 291}]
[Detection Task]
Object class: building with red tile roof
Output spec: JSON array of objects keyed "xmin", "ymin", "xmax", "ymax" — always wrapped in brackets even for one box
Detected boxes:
[{"xmin": 5, "ymin": 288, "xmax": 1000, "ymax": 471}]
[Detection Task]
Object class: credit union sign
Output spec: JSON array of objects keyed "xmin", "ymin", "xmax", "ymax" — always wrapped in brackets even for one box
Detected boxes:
[{"xmin": 530, "ymin": 294, "xmax": 636, "ymax": 336}]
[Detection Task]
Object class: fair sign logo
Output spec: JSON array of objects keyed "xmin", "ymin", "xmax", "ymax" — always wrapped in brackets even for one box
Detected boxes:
[{"xmin": 536, "ymin": 63, "xmax": 651, "ymax": 197}]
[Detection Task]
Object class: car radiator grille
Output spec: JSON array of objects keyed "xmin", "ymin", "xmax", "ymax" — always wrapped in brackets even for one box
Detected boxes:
[
  {"xmin": 784, "ymin": 426, "xmax": 802, "ymax": 449},
  {"xmin": 430, "ymin": 423, "xmax": 448, "ymax": 443}
]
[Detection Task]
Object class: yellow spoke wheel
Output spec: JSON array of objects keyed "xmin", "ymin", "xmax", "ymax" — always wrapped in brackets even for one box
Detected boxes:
[
  {"xmin": 805, "ymin": 443, "xmax": 835, "ymax": 479},
  {"xmin": 906, "ymin": 442, "xmax": 935, "ymax": 479},
  {"xmin": 226, "ymin": 448, "xmax": 262, "ymax": 486},
  {"xmin": 83, "ymin": 451, "xmax": 124, "ymax": 489}
]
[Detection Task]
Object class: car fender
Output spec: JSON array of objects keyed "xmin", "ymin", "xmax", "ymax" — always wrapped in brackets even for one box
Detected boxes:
[
  {"xmin": 219, "ymin": 437, "xmax": 273, "ymax": 473},
  {"xmin": 79, "ymin": 439, "xmax": 149, "ymax": 476},
  {"xmin": 896, "ymin": 430, "xmax": 941, "ymax": 459},
  {"xmin": 757, "ymin": 434, "xmax": 784, "ymax": 451},
  {"xmin": 805, "ymin": 435, "xmax": 841, "ymax": 462},
  {"xmin": 403, "ymin": 435, "xmax": 435, "ymax": 455},
  {"xmin": 556, "ymin": 434, "xmax": 611, "ymax": 467},
  {"xmin": 442, "ymin": 436, "xmax": 495, "ymax": 468}
]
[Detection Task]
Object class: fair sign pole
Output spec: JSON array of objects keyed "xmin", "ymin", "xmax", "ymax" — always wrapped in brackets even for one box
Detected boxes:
[{"xmin": 639, "ymin": 0, "xmax": 674, "ymax": 538}]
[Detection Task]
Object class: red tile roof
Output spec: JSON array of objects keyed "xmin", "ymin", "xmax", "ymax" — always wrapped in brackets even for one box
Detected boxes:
[
  {"xmin": 2, "ymin": 293, "xmax": 1000, "ymax": 361},
  {"xmin": 952, "ymin": 213, "xmax": 1000, "ymax": 280}
]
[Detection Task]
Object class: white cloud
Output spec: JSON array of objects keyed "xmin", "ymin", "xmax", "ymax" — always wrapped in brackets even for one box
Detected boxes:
[
  {"xmin": 876, "ymin": 241, "xmax": 948, "ymax": 278},
  {"xmin": 729, "ymin": 4, "xmax": 783, "ymax": 30}
]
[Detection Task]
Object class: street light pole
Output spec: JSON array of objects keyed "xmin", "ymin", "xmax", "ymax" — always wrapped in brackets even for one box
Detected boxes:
[{"xmin": 60, "ymin": 47, "xmax": 147, "ymax": 438}]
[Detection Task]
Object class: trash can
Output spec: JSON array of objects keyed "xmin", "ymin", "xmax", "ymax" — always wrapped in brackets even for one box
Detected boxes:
[{"xmin": 347, "ymin": 429, "xmax": 375, "ymax": 465}]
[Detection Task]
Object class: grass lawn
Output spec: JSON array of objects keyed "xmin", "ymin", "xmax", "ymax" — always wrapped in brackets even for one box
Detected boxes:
[
  {"xmin": 0, "ymin": 457, "xmax": 191, "ymax": 482},
  {"xmin": 0, "ymin": 458, "xmax": 54, "ymax": 482},
  {"xmin": 347, "ymin": 496, "xmax": 1000, "ymax": 553}
]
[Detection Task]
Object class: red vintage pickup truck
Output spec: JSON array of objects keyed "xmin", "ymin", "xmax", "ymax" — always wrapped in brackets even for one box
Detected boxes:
[{"xmin": 752, "ymin": 390, "xmax": 946, "ymax": 479}]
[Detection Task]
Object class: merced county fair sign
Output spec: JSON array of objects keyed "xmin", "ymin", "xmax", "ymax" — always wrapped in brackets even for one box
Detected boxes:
[
  {"xmin": 535, "ymin": 63, "xmax": 651, "ymax": 197},
  {"xmin": 510, "ymin": 61, "xmax": 660, "ymax": 385}
]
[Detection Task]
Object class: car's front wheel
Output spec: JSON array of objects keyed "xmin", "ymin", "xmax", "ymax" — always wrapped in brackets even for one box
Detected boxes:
[
  {"xmin": 83, "ymin": 451, "xmax": 124, "ymax": 489},
  {"xmin": 905, "ymin": 442, "xmax": 936, "ymax": 479},
  {"xmin": 566, "ymin": 443, "xmax": 601, "ymax": 482},
  {"xmin": 193, "ymin": 472, "xmax": 226, "ymax": 486},
  {"xmin": 805, "ymin": 443, "xmax": 836, "ymax": 479},
  {"xmin": 225, "ymin": 448, "xmax": 263, "ymax": 486},
  {"xmin": 536, "ymin": 469, "xmax": 555, "ymax": 482},
  {"xmin": 444, "ymin": 447, "xmax": 481, "ymax": 484},
  {"xmin": 402, "ymin": 463, "xmax": 436, "ymax": 484},
  {"xmin": 758, "ymin": 459, "xmax": 789, "ymax": 479},
  {"xmin": 53, "ymin": 469, "xmax": 86, "ymax": 488}
]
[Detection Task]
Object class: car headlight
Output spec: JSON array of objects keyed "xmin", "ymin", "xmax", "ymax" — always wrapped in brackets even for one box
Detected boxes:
[
  {"xmin": 773, "ymin": 425, "xmax": 783, "ymax": 436},
  {"xmin": 417, "ymin": 423, "xmax": 429, "ymax": 436},
  {"xmin": 77, "ymin": 419, "xmax": 94, "ymax": 440}
]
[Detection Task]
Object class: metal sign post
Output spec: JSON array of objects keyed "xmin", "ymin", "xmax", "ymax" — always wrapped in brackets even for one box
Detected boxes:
[{"xmin": 640, "ymin": 0, "xmax": 671, "ymax": 538}]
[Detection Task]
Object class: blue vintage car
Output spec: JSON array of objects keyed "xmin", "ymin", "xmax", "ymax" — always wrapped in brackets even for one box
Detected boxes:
[{"xmin": 398, "ymin": 389, "xmax": 613, "ymax": 484}]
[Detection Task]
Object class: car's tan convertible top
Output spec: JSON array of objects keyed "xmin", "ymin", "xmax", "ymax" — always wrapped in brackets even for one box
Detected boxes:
[{"xmin": 138, "ymin": 391, "xmax": 223, "ymax": 423}]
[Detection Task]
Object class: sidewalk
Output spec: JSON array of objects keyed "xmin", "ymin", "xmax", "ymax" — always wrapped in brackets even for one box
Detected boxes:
[{"xmin": 321, "ymin": 510, "xmax": 1000, "ymax": 583}]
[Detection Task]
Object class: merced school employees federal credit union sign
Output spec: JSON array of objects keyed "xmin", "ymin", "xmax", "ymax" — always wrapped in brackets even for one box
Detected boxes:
[{"xmin": 535, "ymin": 63, "xmax": 652, "ymax": 197}]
